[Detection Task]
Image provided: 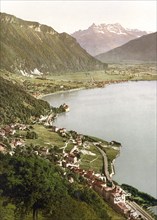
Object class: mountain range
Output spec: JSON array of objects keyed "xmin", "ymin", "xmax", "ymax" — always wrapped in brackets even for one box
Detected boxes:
[
  {"xmin": 95, "ymin": 32, "xmax": 157, "ymax": 63},
  {"xmin": 72, "ymin": 23, "xmax": 149, "ymax": 56},
  {"xmin": 0, "ymin": 13, "xmax": 105, "ymax": 76}
]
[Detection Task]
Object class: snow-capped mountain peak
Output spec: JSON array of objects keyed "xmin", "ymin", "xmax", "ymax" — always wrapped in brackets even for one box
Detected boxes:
[
  {"xmin": 71, "ymin": 23, "xmax": 149, "ymax": 56},
  {"xmin": 88, "ymin": 23, "xmax": 130, "ymax": 35},
  {"xmin": 106, "ymin": 23, "xmax": 127, "ymax": 35}
]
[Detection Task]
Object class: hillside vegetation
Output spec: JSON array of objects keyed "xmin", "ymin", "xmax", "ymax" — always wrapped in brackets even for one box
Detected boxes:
[
  {"xmin": 0, "ymin": 13, "xmax": 106, "ymax": 75},
  {"xmin": 121, "ymin": 184, "xmax": 157, "ymax": 207},
  {"xmin": 0, "ymin": 76, "xmax": 50, "ymax": 124},
  {"xmin": 0, "ymin": 153, "xmax": 125, "ymax": 220},
  {"xmin": 96, "ymin": 32, "xmax": 157, "ymax": 63}
]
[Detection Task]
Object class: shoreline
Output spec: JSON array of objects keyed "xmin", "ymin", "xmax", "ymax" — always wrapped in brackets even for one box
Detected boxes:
[
  {"xmin": 36, "ymin": 80, "xmax": 157, "ymax": 217},
  {"xmin": 38, "ymin": 80, "xmax": 156, "ymax": 199},
  {"xmin": 39, "ymin": 81, "xmax": 124, "ymax": 181},
  {"xmin": 110, "ymin": 147, "xmax": 121, "ymax": 178},
  {"xmin": 38, "ymin": 87, "xmax": 86, "ymax": 99},
  {"xmin": 37, "ymin": 78, "xmax": 157, "ymax": 100},
  {"xmin": 37, "ymin": 79, "xmax": 129, "ymax": 100},
  {"xmin": 38, "ymin": 79, "xmax": 154, "ymax": 177},
  {"xmin": 110, "ymin": 159, "xmax": 116, "ymax": 178}
]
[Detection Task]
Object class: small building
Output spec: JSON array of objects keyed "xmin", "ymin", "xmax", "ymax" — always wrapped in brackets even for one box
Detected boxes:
[
  {"xmin": 84, "ymin": 170, "xmax": 95, "ymax": 180},
  {"xmin": 68, "ymin": 176, "xmax": 74, "ymax": 183},
  {"xmin": 0, "ymin": 129, "xmax": 6, "ymax": 137},
  {"xmin": 59, "ymin": 128, "xmax": 66, "ymax": 133},
  {"xmin": 39, "ymin": 147, "xmax": 49, "ymax": 156},
  {"xmin": 73, "ymin": 168, "xmax": 85, "ymax": 175},
  {"xmin": 19, "ymin": 124, "xmax": 27, "ymax": 131},
  {"xmin": 52, "ymin": 126, "xmax": 59, "ymax": 132},
  {"xmin": 92, "ymin": 180, "xmax": 106, "ymax": 196},
  {"xmin": 0, "ymin": 143, "xmax": 7, "ymax": 153},
  {"xmin": 62, "ymin": 103, "xmax": 70, "ymax": 112},
  {"xmin": 2, "ymin": 125, "xmax": 15, "ymax": 136},
  {"xmin": 110, "ymin": 186, "xmax": 126, "ymax": 204},
  {"xmin": 114, "ymin": 202, "xmax": 129, "ymax": 216},
  {"xmin": 65, "ymin": 153, "xmax": 78, "ymax": 164},
  {"xmin": 11, "ymin": 139, "xmax": 24, "ymax": 148}
]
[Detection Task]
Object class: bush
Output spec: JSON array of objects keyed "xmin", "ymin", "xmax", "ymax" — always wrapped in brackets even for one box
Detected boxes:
[{"xmin": 26, "ymin": 131, "xmax": 38, "ymax": 139}]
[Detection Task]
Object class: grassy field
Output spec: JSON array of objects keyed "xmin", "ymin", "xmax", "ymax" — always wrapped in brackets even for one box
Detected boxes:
[
  {"xmin": 48, "ymin": 70, "xmax": 125, "ymax": 82},
  {"xmin": 65, "ymin": 143, "xmax": 75, "ymax": 152},
  {"xmin": 19, "ymin": 124, "xmax": 65, "ymax": 148},
  {"xmin": 17, "ymin": 124, "xmax": 121, "ymax": 174},
  {"xmin": 81, "ymin": 155, "xmax": 103, "ymax": 173},
  {"xmin": 1, "ymin": 63, "xmax": 156, "ymax": 98},
  {"xmin": 80, "ymin": 144, "xmax": 104, "ymax": 173},
  {"xmin": 105, "ymin": 147, "xmax": 120, "ymax": 162}
]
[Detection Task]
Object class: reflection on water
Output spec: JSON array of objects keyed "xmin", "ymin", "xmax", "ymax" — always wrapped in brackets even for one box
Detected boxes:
[{"xmin": 43, "ymin": 81, "xmax": 157, "ymax": 198}]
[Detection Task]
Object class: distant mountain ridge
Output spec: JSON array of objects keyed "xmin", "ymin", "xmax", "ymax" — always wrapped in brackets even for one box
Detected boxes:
[
  {"xmin": 0, "ymin": 13, "xmax": 105, "ymax": 76},
  {"xmin": 72, "ymin": 23, "xmax": 149, "ymax": 56},
  {"xmin": 95, "ymin": 32, "xmax": 157, "ymax": 63}
]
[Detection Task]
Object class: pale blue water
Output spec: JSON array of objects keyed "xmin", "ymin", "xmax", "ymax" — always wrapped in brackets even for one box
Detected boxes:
[{"xmin": 43, "ymin": 81, "xmax": 157, "ymax": 198}]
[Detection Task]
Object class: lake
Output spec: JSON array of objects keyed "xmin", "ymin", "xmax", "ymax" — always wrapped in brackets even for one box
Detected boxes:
[{"xmin": 42, "ymin": 81, "xmax": 156, "ymax": 198}]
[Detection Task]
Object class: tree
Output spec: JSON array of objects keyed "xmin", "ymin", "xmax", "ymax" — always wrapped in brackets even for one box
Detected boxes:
[
  {"xmin": 0, "ymin": 154, "xmax": 66, "ymax": 220},
  {"xmin": 26, "ymin": 131, "xmax": 38, "ymax": 139},
  {"xmin": 0, "ymin": 197, "xmax": 15, "ymax": 220}
]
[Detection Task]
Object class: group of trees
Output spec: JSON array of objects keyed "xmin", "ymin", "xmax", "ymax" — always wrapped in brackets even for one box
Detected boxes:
[
  {"xmin": 51, "ymin": 104, "xmax": 68, "ymax": 114},
  {"xmin": 26, "ymin": 131, "xmax": 38, "ymax": 139},
  {"xmin": 0, "ymin": 76, "xmax": 50, "ymax": 125},
  {"xmin": 121, "ymin": 184, "xmax": 157, "ymax": 207},
  {"xmin": 0, "ymin": 152, "xmax": 113, "ymax": 220}
]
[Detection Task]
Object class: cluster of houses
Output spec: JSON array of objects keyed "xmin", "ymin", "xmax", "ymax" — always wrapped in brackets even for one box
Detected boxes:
[
  {"xmin": 49, "ymin": 131, "xmax": 148, "ymax": 220},
  {"xmin": 38, "ymin": 103, "xmax": 69, "ymax": 127},
  {"xmin": 58, "ymin": 154, "xmax": 146, "ymax": 220},
  {"xmin": 0, "ymin": 123, "xmax": 30, "ymax": 154},
  {"xmin": 10, "ymin": 138, "xmax": 24, "ymax": 148},
  {"xmin": 39, "ymin": 113, "xmax": 57, "ymax": 126},
  {"xmin": 91, "ymin": 79, "xmax": 129, "ymax": 88},
  {"xmin": 52, "ymin": 127, "xmax": 84, "ymax": 147},
  {"xmin": 0, "ymin": 120, "xmax": 152, "ymax": 220},
  {"xmin": 49, "ymin": 125, "xmax": 136, "ymax": 218},
  {"xmin": 0, "ymin": 123, "xmax": 29, "ymax": 137},
  {"xmin": 52, "ymin": 126, "xmax": 67, "ymax": 137}
]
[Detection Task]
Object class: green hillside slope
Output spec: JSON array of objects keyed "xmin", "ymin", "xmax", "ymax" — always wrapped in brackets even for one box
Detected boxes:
[
  {"xmin": 96, "ymin": 32, "xmax": 157, "ymax": 63},
  {"xmin": 0, "ymin": 153, "xmax": 126, "ymax": 220},
  {"xmin": 0, "ymin": 13, "xmax": 105, "ymax": 75},
  {"xmin": 0, "ymin": 76, "xmax": 50, "ymax": 124}
]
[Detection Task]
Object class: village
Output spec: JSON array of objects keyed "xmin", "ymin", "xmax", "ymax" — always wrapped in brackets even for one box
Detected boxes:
[{"xmin": 0, "ymin": 105, "xmax": 154, "ymax": 220}]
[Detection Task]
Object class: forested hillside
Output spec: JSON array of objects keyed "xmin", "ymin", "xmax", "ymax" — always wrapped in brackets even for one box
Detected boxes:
[
  {"xmin": 0, "ymin": 76, "xmax": 50, "ymax": 124},
  {"xmin": 0, "ymin": 152, "xmax": 124, "ymax": 220}
]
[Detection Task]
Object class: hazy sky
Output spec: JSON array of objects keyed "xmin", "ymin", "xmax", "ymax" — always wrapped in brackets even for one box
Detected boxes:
[{"xmin": 1, "ymin": 0, "xmax": 156, "ymax": 33}]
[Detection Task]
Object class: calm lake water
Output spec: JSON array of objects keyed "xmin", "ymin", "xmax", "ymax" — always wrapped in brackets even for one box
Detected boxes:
[{"xmin": 43, "ymin": 81, "xmax": 156, "ymax": 198}]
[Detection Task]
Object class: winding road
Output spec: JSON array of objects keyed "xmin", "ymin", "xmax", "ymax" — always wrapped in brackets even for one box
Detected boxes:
[{"xmin": 95, "ymin": 145, "xmax": 112, "ymax": 183}]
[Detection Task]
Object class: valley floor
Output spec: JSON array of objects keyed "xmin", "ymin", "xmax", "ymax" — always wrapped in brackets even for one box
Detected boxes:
[
  {"xmin": 0, "ymin": 63, "xmax": 157, "ymax": 219},
  {"xmin": 1, "ymin": 63, "xmax": 157, "ymax": 98}
]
